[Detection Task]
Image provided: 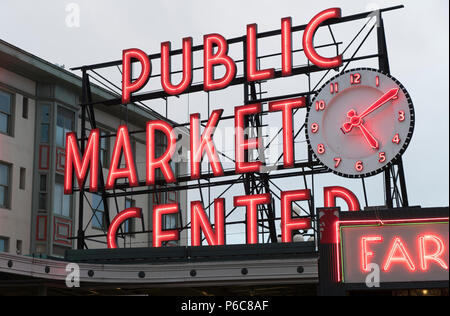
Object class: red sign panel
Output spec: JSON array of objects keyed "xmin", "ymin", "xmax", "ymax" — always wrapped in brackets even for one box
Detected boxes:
[{"xmin": 339, "ymin": 218, "xmax": 449, "ymax": 283}]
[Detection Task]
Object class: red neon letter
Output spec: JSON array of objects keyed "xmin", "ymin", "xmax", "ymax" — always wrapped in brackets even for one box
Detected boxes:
[
  {"xmin": 235, "ymin": 104, "xmax": 263, "ymax": 174},
  {"xmin": 383, "ymin": 237, "xmax": 416, "ymax": 272},
  {"xmin": 153, "ymin": 203, "xmax": 179, "ymax": 248},
  {"xmin": 303, "ymin": 8, "xmax": 343, "ymax": 69},
  {"xmin": 146, "ymin": 121, "xmax": 177, "ymax": 185},
  {"xmin": 191, "ymin": 199, "xmax": 225, "ymax": 247},
  {"xmin": 106, "ymin": 125, "xmax": 138, "ymax": 189},
  {"xmin": 107, "ymin": 207, "xmax": 141, "ymax": 249},
  {"xmin": 281, "ymin": 190, "xmax": 312, "ymax": 243},
  {"xmin": 234, "ymin": 194, "xmax": 271, "ymax": 244},
  {"xmin": 269, "ymin": 98, "xmax": 306, "ymax": 168},
  {"xmin": 64, "ymin": 129, "xmax": 99, "ymax": 194},
  {"xmin": 281, "ymin": 17, "xmax": 293, "ymax": 76},
  {"xmin": 203, "ymin": 34, "xmax": 236, "ymax": 91},
  {"xmin": 324, "ymin": 186, "xmax": 360, "ymax": 211},
  {"xmin": 122, "ymin": 48, "xmax": 151, "ymax": 104},
  {"xmin": 190, "ymin": 110, "xmax": 224, "ymax": 180},
  {"xmin": 246, "ymin": 24, "xmax": 275, "ymax": 82},
  {"xmin": 361, "ymin": 236, "xmax": 383, "ymax": 272},
  {"xmin": 161, "ymin": 37, "xmax": 193, "ymax": 95},
  {"xmin": 419, "ymin": 235, "xmax": 449, "ymax": 271}
]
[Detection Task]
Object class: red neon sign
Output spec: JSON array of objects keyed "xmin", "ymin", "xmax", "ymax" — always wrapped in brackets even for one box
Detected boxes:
[
  {"xmin": 64, "ymin": 129, "xmax": 99, "ymax": 194},
  {"xmin": 281, "ymin": 17, "xmax": 293, "ymax": 77},
  {"xmin": 269, "ymin": 98, "xmax": 306, "ymax": 168},
  {"xmin": 106, "ymin": 125, "xmax": 138, "ymax": 189},
  {"xmin": 302, "ymin": 8, "xmax": 343, "ymax": 69},
  {"xmin": 107, "ymin": 207, "xmax": 142, "ymax": 249},
  {"xmin": 122, "ymin": 49, "xmax": 151, "ymax": 104},
  {"xmin": 246, "ymin": 24, "xmax": 275, "ymax": 82},
  {"xmin": 235, "ymin": 104, "xmax": 263, "ymax": 174},
  {"xmin": 153, "ymin": 203, "xmax": 180, "ymax": 247},
  {"xmin": 234, "ymin": 194, "xmax": 271, "ymax": 244},
  {"xmin": 161, "ymin": 37, "xmax": 193, "ymax": 95},
  {"xmin": 419, "ymin": 235, "xmax": 449, "ymax": 271},
  {"xmin": 146, "ymin": 120, "xmax": 177, "ymax": 185},
  {"xmin": 324, "ymin": 186, "xmax": 361, "ymax": 211},
  {"xmin": 383, "ymin": 237, "xmax": 417, "ymax": 272},
  {"xmin": 336, "ymin": 218, "xmax": 449, "ymax": 283},
  {"xmin": 203, "ymin": 34, "xmax": 236, "ymax": 92},
  {"xmin": 281, "ymin": 190, "xmax": 312, "ymax": 243},
  {"xmin": 190, "ymin": 110, "xmax": 224, "ymax": 180},
  {"xmin": 361, "ymin": 236, "xmax": 383, "ymax": 272},
  {"xmin": 104, "ymin": 188, "xmax": 317, "ymax": 249},
  {"xmin": 191, "ymin": 199, "xmax": 225, "ymax": 247},
  {"xmin": 120, "ymin": 9, "xmax": 344, "ymax": 102}
]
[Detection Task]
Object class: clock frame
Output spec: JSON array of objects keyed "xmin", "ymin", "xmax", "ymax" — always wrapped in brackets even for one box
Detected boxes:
[{"xmin": 305, "ymin": 68, "xmax": 415, "ymax": 178}]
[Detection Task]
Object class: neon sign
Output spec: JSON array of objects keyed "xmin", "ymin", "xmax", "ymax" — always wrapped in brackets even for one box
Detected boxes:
[
  {"xmin": 120, "ymin": 8, "xmax": 344, "ymax": 103},
  {"xmin": 338, "ymin": 218, "xmax": 449, "ymax": 283},
  {"xmin": 63, "ymin": 7, "xmax": 417, "ymax": 250}
]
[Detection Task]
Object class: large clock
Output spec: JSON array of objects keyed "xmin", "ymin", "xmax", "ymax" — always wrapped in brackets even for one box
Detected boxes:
[{"xmin": 305, "ymin": 68, "xmax": 414, "ymax": 178}]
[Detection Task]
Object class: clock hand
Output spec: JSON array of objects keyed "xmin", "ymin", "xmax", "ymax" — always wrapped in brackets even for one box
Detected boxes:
[
  {"xmin": 357, "ymin": 123, "xmax": 379, "ymax": 149},
  {"xmin": 341, "ymin": 88, "xmax": 399, "ymax": 134},
  {"xmin": 359, "ymin": 88, "xmax": 399, "ymax": 120}
]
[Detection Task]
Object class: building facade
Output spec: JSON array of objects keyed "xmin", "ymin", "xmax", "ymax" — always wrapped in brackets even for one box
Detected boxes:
[{"xmin": 0, "ymin": 39, "xmax": 188, "ymax": 257}]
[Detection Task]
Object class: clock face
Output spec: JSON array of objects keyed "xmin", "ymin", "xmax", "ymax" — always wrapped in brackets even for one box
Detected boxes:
[{"xmin": 305, "ymin": 68, "xmax": 415, "ymax": 178}]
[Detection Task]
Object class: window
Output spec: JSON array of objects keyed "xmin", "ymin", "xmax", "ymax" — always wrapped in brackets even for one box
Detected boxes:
[
  {"xmin": 162, "ymin": 213, "xmax": 178, "ymax": 247},
  {"xmin": 53, "ymin": 174, "xmax": 71, "ymax": 218},
  {"xmin": 19, "ymin": 167, "xmax": 26, "ymax": 190},
  {"xmin": 86, "ymin": 127, "xmax": 109, "ymax": 168},
  {"xmin": 100, "ymin": 129, "xmax": 110, "ymax": 168},
  {"xmin": 22, "ymin": 97, "xmax": 28, "ymax": 119},
  {"xmin": 0, "ymin": 163, "xmax": 11, "ymax": 209},
  {"xmin": 38, "ymin": 174, "xmax": 48, "ymax": 210},
  {"xmin": 0, "ymin": 90, "xmax": 13, "ymax": 135},
  {"xmin": 40, "ymin": 105, "xmax": 50, "ymax": 143},
  {"xmin": 163, "ymin": 213, "xmax": 177, "ymax": 230},
  {"xmin": 92, "ymin": 194, "xmax": 106, "ymax": 230},
  {"xmin": 56, "ymin": 107, "xmax": 74, "ymax": 147},
  {"xmin": 124, "ymin": 198, "xmax": 135, "ymax": 234},
  {"xmin": 0, "ymin": 237, "xmax": 9, "ymax": 253}
]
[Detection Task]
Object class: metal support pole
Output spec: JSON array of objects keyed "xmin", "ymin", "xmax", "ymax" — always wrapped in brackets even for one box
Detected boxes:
[
  {"xmin": 85, "ymin": 74, "xmax": 111, "ymax": 228},
  {"xmin": 377, "ymin": 13, "xmax": 409, "ymax": 208},
  {"xmin": 377, "ymin": 14, "xmax": 394, "ymax": 209},
  {"xmin": 77, "ymin": 70, "xmax": 88, "ymax": 249}
]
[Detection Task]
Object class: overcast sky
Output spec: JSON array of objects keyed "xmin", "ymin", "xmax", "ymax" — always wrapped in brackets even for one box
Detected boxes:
[{"xmin": 1, "ymin": 0, "xmax": 448, "ymax": 243}]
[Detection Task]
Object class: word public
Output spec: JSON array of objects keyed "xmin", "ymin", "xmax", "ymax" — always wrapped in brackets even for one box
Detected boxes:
[
  {"xmin": 63, "ymin": 8, "xmax": 358, "ymax": 249},
  {"xmin": 121, "ymin": 8, "xmax": 343, "ymax": 103}
]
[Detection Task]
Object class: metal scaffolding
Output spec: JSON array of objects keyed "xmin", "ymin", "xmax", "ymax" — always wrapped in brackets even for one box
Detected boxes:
[{"xmin": 70, "ymin": 5, "xmax": 410, "ymax": 249}]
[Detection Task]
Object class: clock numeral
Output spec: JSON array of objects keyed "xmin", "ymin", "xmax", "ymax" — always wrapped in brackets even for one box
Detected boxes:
[
  {"xmin": 398, "ymin": 111, "xmax": 406, "ymax": 122},
  {"xmin": 375, "ymin": 76, "xmax": 380, "ymax": 87},
  {"xmin": 379, "ymin": 152, "xmax": 386, "ymax": 163},
  {"xmin": 311, "ymin": 123, "xmax": 319, "ymax": 134},
  {"xmin": 350, "ymin": 73, "xmax": 361, "ymax": 85},
  {"xmin": 330, "ymin": 83, "xmax": 339, "ymax": 94},
  {"xmin": 334, "ymin": 158, "xmax": 341, "ymax": 168},
  {"xmin": 355, "ymin": 161, "xmax": 364, "ymax": 172},
  {"xmin": 315, "ymin": 100, "xmax": 326, "ymax": 111},
  {"xmin": 392, "ymin": 133, "xmax": 401, "ymax": 145},
  {"xmin": 317, "ymin": 144, "xmax": 325, "ymax": 155}
]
